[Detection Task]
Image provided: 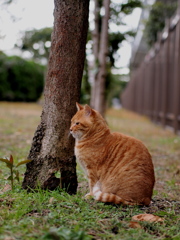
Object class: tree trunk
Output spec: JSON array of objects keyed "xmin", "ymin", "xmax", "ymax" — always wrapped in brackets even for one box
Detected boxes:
[
  {"xmin": 22, "ymin": 0, "xmax": 90, "ymax": 194},
  {"xmin": 90, "ymin": 0, "xmax": 100, "ymax": 109},
  {"xmin": 90, "ymin": 0, "xmax": 110, "ymax": 116}
]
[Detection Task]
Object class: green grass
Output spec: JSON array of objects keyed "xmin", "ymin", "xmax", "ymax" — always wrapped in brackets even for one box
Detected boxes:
[{"xmin": 0, "ymin": 103, "xmax": 180, "ymax": 240}]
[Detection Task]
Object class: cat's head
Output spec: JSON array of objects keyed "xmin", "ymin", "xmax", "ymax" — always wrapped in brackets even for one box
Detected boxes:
[{"xmin": 70, "ymin": 102, "xmax": 104, "ymax": 140}]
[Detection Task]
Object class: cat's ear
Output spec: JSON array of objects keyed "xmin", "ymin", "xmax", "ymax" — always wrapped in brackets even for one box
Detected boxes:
[
  {"xmin": 76, "ymin": 102, "xmax": 83, "ymax": 111},
  {"xmin": 84, "ymin": 104, "xmax": 92, "ymax": 117}
]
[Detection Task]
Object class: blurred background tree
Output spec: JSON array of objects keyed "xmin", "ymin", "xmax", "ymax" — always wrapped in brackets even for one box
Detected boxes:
[
  {"xmin": 0, "ymin": 0, "xmax": 143, "ymax": 108},
  {"xmin": 16, "ymin": 27, "xmax": 92, "ymax": 104},
  {"xmin": 144, "ymin": 0, "xmax": 177, "ymax": 47},
  {"xmin": 16, "ymin": 28, "xmax": 52, "ymax": 63},
  {"xmin": 90, "ymin": 0, "xmax": 142, "ymax": 115},
  {"xmin": 105, "ymin": 71, "xmax": 127, "ymax": 108}
]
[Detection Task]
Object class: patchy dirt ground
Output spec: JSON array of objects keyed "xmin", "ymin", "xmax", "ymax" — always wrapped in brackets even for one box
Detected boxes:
[
  {"xmin": 0, "ymin": 103, "xmax": 180, "ymax": 197},
  {"xmin": 0, "ymin": 102, "xmax": 179, "ymax": 201},
  {"xmin": 0, "ymin": 103, "xmax": 179, "ymax": 240}
]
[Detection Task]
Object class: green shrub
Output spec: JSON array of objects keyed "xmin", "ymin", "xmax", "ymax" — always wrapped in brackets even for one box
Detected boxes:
[
  {"xmin": 0, "ymin": 54, "xmax": 44, "ymax": 101},
  {"xmin": 145, "ymin": 1, "xmax": 177, "ymax": 47}
]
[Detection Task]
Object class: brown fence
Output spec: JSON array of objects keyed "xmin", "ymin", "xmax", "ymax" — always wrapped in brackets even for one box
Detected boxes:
[{"xmin": 121, "ymin": 2, "xmax": 180, "ymax": 134}]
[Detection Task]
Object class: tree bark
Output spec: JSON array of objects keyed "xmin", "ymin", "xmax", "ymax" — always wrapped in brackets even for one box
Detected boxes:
[
  {"xmin": 90, "ymin": 0, "xmax": 100, "ymax": 109},
  {"xmin": 90, "ymin": 0, "xmax": 110, "ymax": 116},
  {"xmin": 22, "ymin": 0, "xmax": 90, "ymax": 194}
]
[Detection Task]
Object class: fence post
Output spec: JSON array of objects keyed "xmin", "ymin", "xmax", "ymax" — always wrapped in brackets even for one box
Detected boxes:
[
  {"xmin": 153, "ymin": 40, "xmax": 161, "ymax": 123},
  {"xmin": 161, "ymin": 19, "xmax": 170, "ymax": 128},
  {"xmin": 140, "ymin": 62, "xmax": 145, "ymax": 114},
  {"xmin": 173, "ymin": 3, "xmax": 180, "ymax": 133}
]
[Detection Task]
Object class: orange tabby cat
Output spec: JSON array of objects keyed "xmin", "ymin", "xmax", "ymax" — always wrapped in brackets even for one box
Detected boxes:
[{"xmin": 70, "ymin": 103, "xmax": 155, "ymax": 205}]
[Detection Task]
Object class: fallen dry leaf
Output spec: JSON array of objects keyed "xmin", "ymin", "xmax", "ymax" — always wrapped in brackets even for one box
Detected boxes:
[
  {"xmin": 129, "ymin": 221, "xmax": 142, "ymax": 229},
  {"xmin": 132, "ymin": 214, "xmax": 163, "ymax": 223}
]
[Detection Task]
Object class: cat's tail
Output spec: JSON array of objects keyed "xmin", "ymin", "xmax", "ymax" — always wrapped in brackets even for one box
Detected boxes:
[{"xmin": 92, "ymin": 184, "xmax": 138, "ymax": 206}]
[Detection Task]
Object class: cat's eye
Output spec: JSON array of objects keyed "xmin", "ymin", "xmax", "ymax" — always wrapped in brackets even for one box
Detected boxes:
[{"xmin": 76, "ymin": 122, "xmax": 80, "ymax": 125}]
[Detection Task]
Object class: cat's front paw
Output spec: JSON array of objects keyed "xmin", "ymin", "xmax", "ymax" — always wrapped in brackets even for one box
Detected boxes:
[{"xmin": 84, "ymin": 193, "xmax": 94, "ymax": 200}]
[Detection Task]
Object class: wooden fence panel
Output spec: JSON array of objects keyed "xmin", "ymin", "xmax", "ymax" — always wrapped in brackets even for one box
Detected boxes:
[
  {"xmin": 173, "ymin": 16, "xmax": 180, "ymax": 132},
  {"xmin": 122, "ymin": 3, "xmax": 180, "ymax": 134},
  {"xmin": 167, "ymin": 24, "xmax": 176, "ymax": 126},
  {"xmin": 161, "ymin": 23, "xmax": 170, "ymax": 128}
]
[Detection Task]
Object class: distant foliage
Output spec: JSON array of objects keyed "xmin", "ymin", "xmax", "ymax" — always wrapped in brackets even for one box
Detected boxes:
[
  {"xmin": 18, "ymin": 27, "xmax": 52, "ymax": 61},
  {"xmin": 106, "ymin": 72, "xmax": 127, "ymax": 107},
  {"xmin": 80, "ymin": 59, "xmax": 91, "ymax": 104},
  {"xmin": 0, "ymin": 54, "xmax": 44, "ymax": 101},
  {"xmin": 145, "ymin": 1, "xmax": 177, "ymax": 47}
]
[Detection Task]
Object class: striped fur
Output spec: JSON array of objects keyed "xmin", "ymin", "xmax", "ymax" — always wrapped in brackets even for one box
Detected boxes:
[
  {"xmin": 70, "ymin": 103, "xmax": 155, "ymax": 206},
  {"xmin": 92, "ymin": 183, "xmax": 137, "ymax": 206}
]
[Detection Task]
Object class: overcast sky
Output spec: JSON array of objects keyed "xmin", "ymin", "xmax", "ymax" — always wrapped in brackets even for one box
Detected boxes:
[{"xmin": 0, "ymin": 0, "xmax": 142, "ymax": 73}]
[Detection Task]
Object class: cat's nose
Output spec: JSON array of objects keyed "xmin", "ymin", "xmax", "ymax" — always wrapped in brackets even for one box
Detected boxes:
[{"xmin": 70, "ymin": 127, "xmax": 72, "ymax": 132}]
